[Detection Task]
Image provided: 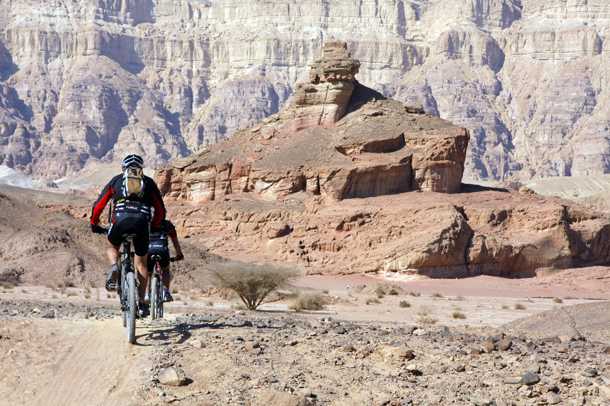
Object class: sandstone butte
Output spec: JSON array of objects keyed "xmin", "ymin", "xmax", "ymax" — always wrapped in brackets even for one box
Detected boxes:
[{"xmin": 157, "ymin": 42, "xmax": 610, "ymax": 278}]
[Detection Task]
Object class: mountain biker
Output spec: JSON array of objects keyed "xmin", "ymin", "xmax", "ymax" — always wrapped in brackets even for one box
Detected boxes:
[
  {"xmin": 90, "ymin": 154, "xmax": 166, "ymax": 317},
  {"xmin": 148, "ymin": 219, "xmax": 185, "ymax": 302}
]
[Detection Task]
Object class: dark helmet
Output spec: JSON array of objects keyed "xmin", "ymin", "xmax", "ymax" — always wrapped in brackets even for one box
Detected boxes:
[{"xmin": 121, "ymin": 154, "xmax": 144, "ymax": 170}]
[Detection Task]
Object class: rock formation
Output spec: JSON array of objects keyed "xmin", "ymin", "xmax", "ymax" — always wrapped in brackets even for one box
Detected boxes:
[
  {"xmin": 157, "ymin": 42, "xmax": 469, "ymax": 203},
  {"xmin": 158, "ymin": 43, "xmax": 610, "ymax": 278},
  {"xmin": 0, "ymin": 0, "xmax": 609, "ymax": 183}
]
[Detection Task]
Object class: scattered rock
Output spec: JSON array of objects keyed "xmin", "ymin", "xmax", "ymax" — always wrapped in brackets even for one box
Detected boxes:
[
  {"xmin": 497, "ymin": 338, "xmax": 512, "ymax": 351},
  {"xmin": 582, "ymin": 367, "xmax": 598, "ymax": 378},
  {"xmin": 546, "ymin": 393, "xmax": 562, "ymax": 405},
  {"xmin": 158, "ymin": 367, "xmax": 188, "ymax": 387},
  {"xmin": 482, "ymin": 339, "xmax": 496, "ymax": 353},
  {"xmin": 521, "ymin": 372, "xmax": 541, "ymax": 386}
]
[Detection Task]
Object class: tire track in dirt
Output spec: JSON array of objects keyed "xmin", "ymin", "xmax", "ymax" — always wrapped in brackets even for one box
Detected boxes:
[{"xmin": 33, "ymin": 319, "xmax": 150, "ymax": 406}]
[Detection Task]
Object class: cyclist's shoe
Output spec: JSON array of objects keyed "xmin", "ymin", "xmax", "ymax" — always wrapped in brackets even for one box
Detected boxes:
[
  {"xmin": 163, "ymin": 288, "xmax": 174, "ymax": 303},
  {"xmin": 144, "ymin": 291, "xmax": 150, "ymax": 304},
  {"xmin": 138, "ymin": 303, "xmax": 150, "ymax": 318},
  {"xmin": 105, "ymin": 264, "xmax": 119, "ymax": 291}
]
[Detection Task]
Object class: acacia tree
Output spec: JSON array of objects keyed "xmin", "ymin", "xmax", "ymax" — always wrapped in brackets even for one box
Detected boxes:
[{"xmin": 212, "ymin": 263, "xmax": 298, "ymax": 310}]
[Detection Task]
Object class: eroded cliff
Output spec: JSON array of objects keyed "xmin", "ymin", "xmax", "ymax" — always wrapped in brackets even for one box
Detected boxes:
[
  {"xmin": 0, "ymin": 0, "xmax": 608, "ymax": 182},
  {"xmin": 158, "ymin": 42, "xmax": 610, "ymax": 277}
]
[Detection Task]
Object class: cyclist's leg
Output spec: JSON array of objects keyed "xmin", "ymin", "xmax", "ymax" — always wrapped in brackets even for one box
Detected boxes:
[
  {"xmin": 134, "ymin": 254, "xmax": 149, "ymax": 302},
  {"xmin": 132, "ymin": 220, "xmax": 150, "ymax": 304},
  {"xmin": 162, "ymin": 265, "xmax": 171, "ymax": 289},
  {"xmin": 105, "ymin": 225, "xmax": 122, "ymax": 290},
  {"xmin": 161, "ymin": 264, "xmax": 173, "ymax": 302}
]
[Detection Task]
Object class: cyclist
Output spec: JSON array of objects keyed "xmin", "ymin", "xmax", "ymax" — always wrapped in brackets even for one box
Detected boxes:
[
  {"xmin": 148, "ymin": 219, "xmax": 185, "ymax": 302},
  {"xmin": 90, "ymin": 154, "xmax": 166, "ymax": 317}
]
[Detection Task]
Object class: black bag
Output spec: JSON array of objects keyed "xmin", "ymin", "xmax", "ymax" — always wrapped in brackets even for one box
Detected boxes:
[
  {"xmin": 149, "ymin": 231, "xmax": 170, "ymax": 258},
  {"xmin": 113, "ymin": 199, "xmax": 152, "ymax": 222}
]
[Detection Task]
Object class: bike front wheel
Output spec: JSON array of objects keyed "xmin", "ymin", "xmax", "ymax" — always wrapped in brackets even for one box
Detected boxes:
[{"xmin": 125, "ymin": 272, "xmax": 137, "ymax": 344}]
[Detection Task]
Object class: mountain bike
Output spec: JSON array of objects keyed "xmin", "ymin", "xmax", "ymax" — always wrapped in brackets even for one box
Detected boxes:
[
  {"xmin": 93, "ymin": 227, "xmax": 139, "ymax": 344},
  {"xmin": 149, "ymin": 255, "xmax": 180, "ymax": 320}
]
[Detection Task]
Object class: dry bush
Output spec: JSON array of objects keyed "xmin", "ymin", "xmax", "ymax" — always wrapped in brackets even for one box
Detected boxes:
[
  {"xmin": 212, "ymin": 263, "xmax": 298, "ymax": 311},
  {"xmin": 553, "ymin": 297, "xmax": 563, "ymax": 304},
  {"xmin": 408, "ymin": 291, "xmax": 421, "ymax": 297},
  {"xmin": 388, "ymin": 287, "xmax": 400, "ymax": 296},
  {"xmin": 366, "ymin": 297, "xmax": 381, "ymax": 305},
  {"xmin": 452, "ymin": 311, "xmax": 466, "ymax": 320},
  {"xmin": 0, "ymin": 281, "xmax": 15, "ymax": 290},
  {"xmin": 501, "ymin": 304, "xmax": 509, "ymax": 310},
  {"xmin": 375, "ymin": 285, "xmax": 386, "ymax": 299},
  {"xmin": 417, "ymin": 306, "xmax": 437, "ymax": 325},
  {"xmin": 514, "ymin": 303, "xmax": 526, "ymax": 310},
  {"xmin": 290, "ymin": 293, "xmax": 328, "ymax": 312},
  {"xmin": 399, "ymin": 300, "xmax": 411, "ymax": 308},
  {"xmin": 431, "ymin": 292, "xmax": 444, "ymax": 298}
]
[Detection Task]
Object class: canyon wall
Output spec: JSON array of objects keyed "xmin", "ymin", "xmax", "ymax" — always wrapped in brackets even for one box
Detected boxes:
[{"xmin": 0, "ymin": 0, "xmax": 608, "ymax": 181}]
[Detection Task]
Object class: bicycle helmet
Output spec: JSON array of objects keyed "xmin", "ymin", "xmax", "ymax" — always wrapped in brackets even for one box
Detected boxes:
[{"xmin": 121, "ymin": 154, "xmax": 144, "ymax": 170}]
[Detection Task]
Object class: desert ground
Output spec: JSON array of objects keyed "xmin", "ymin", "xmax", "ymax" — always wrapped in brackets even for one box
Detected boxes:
[{"xmin": 1, "ymin": 270, "xmax": 609, "ymax": 406}]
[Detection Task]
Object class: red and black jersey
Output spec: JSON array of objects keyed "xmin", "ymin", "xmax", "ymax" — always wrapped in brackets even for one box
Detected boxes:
[{"xmin": 90, "ymin": 174, "xmax": 166, "ymax": 228}]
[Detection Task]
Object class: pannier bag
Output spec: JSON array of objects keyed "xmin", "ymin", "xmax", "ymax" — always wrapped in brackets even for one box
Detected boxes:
[{"xmin": 149, "ymin": 231, "xmax": 170, "ymax": 258}]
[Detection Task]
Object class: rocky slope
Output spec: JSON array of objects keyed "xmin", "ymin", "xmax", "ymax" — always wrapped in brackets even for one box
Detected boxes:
[
  {"xmin": 158, "ymin": 42, "xmax": 610, "ymax": 278},
  {"xmin": 0, "ymin": 0, "xmax": 608, "ymax": 182}
]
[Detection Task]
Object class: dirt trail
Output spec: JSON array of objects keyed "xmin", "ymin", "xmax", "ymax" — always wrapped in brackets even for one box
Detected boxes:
[{"xmin": 33, "ymin": 319, "xmax": 149, "ymax": 406}]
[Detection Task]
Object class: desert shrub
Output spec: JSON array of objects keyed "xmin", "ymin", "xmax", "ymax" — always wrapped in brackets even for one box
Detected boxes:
[
  {"xmin": 501, "ymin": 304, "xmax": 509, "ymax": 310},
  {"xmin": 388, "ymin": 287, "xmax": 400, "ymax": 296},
  {"xmin": 514, "ymin": 303, "xmax": 526, "ymax": 310},
  {"xmin": 553, "ymin": 297, "xmax": 563, "ymax": 304},
  {"xmin": 399, "ymin": 300, "xmax": 411, "ymax": 308},
  {"xmin": 290, "ymin": 293, "xmax": 328, "ymax": 312},
  {"xmin": 452, "ymin": 311, "xmax": 466, "ymax": 320},
  {"xmin": 455, "ymin": 296, "xmax": 465, "ymax": 301},
  {"xmin": 375, "ymin": 285, "xmax": 386, "ymax": 299},
  {"xmin": 212, "ymin": 263, "xmax": 298, "ymax": 311},
  {"xmin": 366, "ymin": 297, "xmax": 381, "ymax": 305},
  {"xmin": 0, "ymin": 281, "xmax": 15, "ymax": 290},
  {"xmin": 431, "ymin": 292, "xmax": 443, "ymax": 298},
  {"xmin": 417, "ymin": 306, "xmax": 437, "ymax": 325},
  {"xmin": 408, "ymin": 291, "xmax": 421, "ymax": 297}
]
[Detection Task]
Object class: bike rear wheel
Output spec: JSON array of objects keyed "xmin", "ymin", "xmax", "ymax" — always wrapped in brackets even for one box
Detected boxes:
[
  {"xmin": 150, "ymin": 275, "xmax": 159, "ymax": 320},
  {"xmin": 125, "ymin": 272, "xmax": 137, "ymax": 344}
]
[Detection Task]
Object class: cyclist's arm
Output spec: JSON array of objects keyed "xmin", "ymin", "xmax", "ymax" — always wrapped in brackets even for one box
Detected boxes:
[
  {"xmin": 90, "ymin": 181, "xmax": 113, "ymax": 225},
  {"xmin": 149, "ymin": 179, "xmax": 166, "ymax": 228},
  {"xmin": 169, "ymin": 229, "xmax": 184, "ymax": 260}
]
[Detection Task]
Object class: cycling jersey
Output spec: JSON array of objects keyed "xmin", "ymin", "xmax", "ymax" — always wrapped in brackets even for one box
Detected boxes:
[{"xmin": 90, "ymin": 174, "xmax": 166, "ymax": 228}]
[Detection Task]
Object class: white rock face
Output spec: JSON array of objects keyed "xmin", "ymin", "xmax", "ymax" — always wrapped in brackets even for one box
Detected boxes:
[{"xmin": 0, "ymin": 0, "xmax": 608, "ymax": 181}]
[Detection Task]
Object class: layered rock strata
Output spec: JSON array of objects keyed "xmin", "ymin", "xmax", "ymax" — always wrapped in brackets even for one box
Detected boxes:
[
  {"xmin": 157, "ymin": 42, "xmax": 469, "ymax": 202},
  {"xmin": 0, "ymin": 0, "xmax": 609, "ymax": 182},
  {"xmin": 159, "ymin": 43, "xmax": 610, "ymax": 277}
]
